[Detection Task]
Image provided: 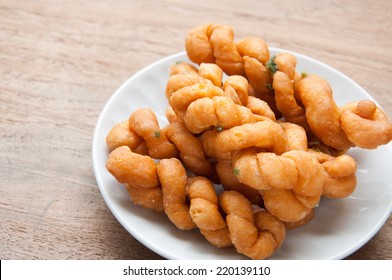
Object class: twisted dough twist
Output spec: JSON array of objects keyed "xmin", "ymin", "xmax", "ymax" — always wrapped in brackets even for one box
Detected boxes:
[
  {"xmin": 199, "ymin": 120, "xmax": 289, "ymax": 156},
  {"xmin": 272, "ymin": 53, "xmax": 309, "ymax": 131},
  {"xmin": 106, "ymin": 109, "xmax": 212, "ymax": 176},
  {"xmin": 106, "ymin": 147, "xmax": 196, "ymax": 229},
  {"xmin": 340, "ymin": 100, "xmax": 392, "ymax": 149},
  {"xmin": 215, "ymin": 152, "xmax": 262, "ymax": 205},
  {"xmin": 166, "ymin": 62, "xmax": 223, "ymax": 101},
  {"xmin": 183, "ymin": 95, "xmax": 262, "ymax": 133},
  {"xmin": 232, "ymin": 148, "xmax": 324, "ymax": 222},
  {"xmin": 219, "ymin": 191, "xmax": 286, "ymax": 260},
  {"xmin": 167, "ymin": 61, "xmax": 249, "ymax": 107},
  {"xmin": 163, "ymin": 120, "xmax": 215, "ymax": 176},
  {"xmin": 157, "ymin": 158, "xmax": 197, "ymax": 230},
  {"xmin": 167, "ymin": 60, "xmax": 277, "ymax": 134},
  {"xmin": 294, "ymin": 74, "xmax": 392, "ymax": 150},
  {"xmin": 308, "ymin": 149, "xmax": 357, "ymax": 198},
  {"xmin": 169, "ymin": 73, "xmax": 275, "ymax": 133},
  {"xmin": 188, "ymin": 177, "xmax": 232, "ymax": 248},
  {"xmin": 106, "ymin": 146, "xmax": 286, "ymax": 258},
  {"xmin": 106, "ymin": 146, "xmax": 163, "ymax": 212},
  {"xmin": 128, "ymin": 108, "xmax": 178, "ymax": 159},
  {"xmin": 185, "ymin": 23, "xmax": 281, "ymax": 116}
]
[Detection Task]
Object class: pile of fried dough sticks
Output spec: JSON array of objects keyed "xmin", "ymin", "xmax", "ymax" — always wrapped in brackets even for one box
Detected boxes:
[{"xmin": 105, "ymin": 24, "xmax": 392, "ymax": 259}]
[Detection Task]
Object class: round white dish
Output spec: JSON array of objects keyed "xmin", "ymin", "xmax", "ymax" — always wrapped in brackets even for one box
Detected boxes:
[{"xmin": 92, "ymin": 49, "xmax": 392, "ymax": 260}]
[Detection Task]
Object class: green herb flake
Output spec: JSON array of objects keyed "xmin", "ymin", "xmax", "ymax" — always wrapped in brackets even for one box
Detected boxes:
[
  {"xmin": 233, "ymin": 167, "xmax": 240, "ymax": 176},
  {"xmin": 266, "ymin": 55, "xmax": 277, "ymax": 74},
  {"xmin": 175, "ymin": 61, "xmax": 183, "ymax": 65},
  {"xmin": 301, "ymin": 72, "xmax": 308, "ymax": 78},
  {"xmin": 266, "ymin": 83, "xmax": 273, "ymax": 91},
  {"xmin": 153, "ymin": 131, "xmax": 161, "ymax": 138}
]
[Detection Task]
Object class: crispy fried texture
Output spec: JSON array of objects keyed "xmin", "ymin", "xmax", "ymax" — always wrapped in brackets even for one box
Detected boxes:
[
  {"xmin": 294, "ymin": 74, "xmax": 353, "ymax": 150},
  {"xmin": 105, "ymin": 120, "xmax": 145, "ymax": 152},
  {"xmin": 157, "ymin": 158, "xmax": 196, "ymax": 230},
  {"xmin": 279, "ymin": 122, "xmax": 308, "ymax": 151},
  {"xmin": 210, "ymin": 120, "xmax": 289, "ymax": 155},
  {"xmin": 163, "ymin": 121, "xmax": 215, "ymax": 176},
  {"xmin": 308, "ymin": 149, "xmax": 357, "ymax": 198},
  {"xmin": 219, "ymin": 191, "xmax": 285, "ymax": 260},
  {"xmin": 183, "ymin": 96, "xmax": 258, "ymax": 133},
  {"xmin": 166, "ymin": 62, "xmax": 222, "ymax": 103},
  {"xmin": 340, "ymin": 100, "xmax": 392, "ymax": 149},
  {"xmin": 322, "ymin": 154, "xmax": 357, "ymax": 198},
  {"xmin": 284, "ymin": 208, "xmax": 315, "ymax": 230},
  {"xmin": 223, "ymin": 75, "xmax": 249, "ymax": 105},
  {"xmin": 188, "ymin": 177, "xmax": 232, "ymax": 248},
  {"xmin": 169, "ymin": 61, "xmax": 198, "ymax": 76},
  {"xmin": 245, "ymin": 96, "xmax": 276, "ymax": 121},
  {"xmin": 106, "ymin": 146, "xmax": 159, "ymax": 187},
  {"xmin": 106, "ymin": 146, "xmax": 163, "ymax": 212},
  {"xmin": 232, "ymin": 148, "xmax": 297, "ymax": 191},
  {"xmin": 243, "ymin": 56, "xmax": 277, "ymax": 116},
  {"xmin": 272, "ymin": 53, "xmax": 309, "ymax": 131},
  {"xmin": 128, "ymin": 108, "xmax": 178, "ymax": 159},
  {"xmin": 170, "ymin": 83, "xmax": 225, "ymax": 119},
  {"xmin": 185, "ymin": 24, "xmax": 282, "ymax": 117},
  {"xmin": 198, "ymin": 63, "xmax": 223, "ymax": 87},
  {"xmin": 215, "ymin": 155, "xmax": 262, "ymax": 205},
  {"xmin": 232, "ymin": 148, "xmax": 324, "ymax": 222},
  {"xmin": 104, "ymin": 23, "xmax": 392, "ymax": 261}
]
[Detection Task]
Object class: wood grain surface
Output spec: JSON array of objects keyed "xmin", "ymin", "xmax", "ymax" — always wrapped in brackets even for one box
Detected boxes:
[{"xmin": 1, "ymin": 0, "xmax": 391, "ymax": 260}]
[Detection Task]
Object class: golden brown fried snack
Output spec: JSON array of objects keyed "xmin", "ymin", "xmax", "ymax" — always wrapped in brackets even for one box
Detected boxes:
[
  {"xmin": 105, "ymin": 120, "xmax": 145, "ymax": 152},
  {"xmin": 243, "ymin": 56, "xmax": 278, "ymax": 116},
  {"xmin": 294, "ymin": 74, "xmax": 353, "ymax": 150},
  {"xmin": 272, "ymin": 53, "xmax": 309, "ymax": 130},
  {"xmin": 309, "ymin": 149, "xmax": 357, "ymax": 198},
  {"xmin": 199, "ymin": 129, "xmax": 222, "ymax": 159},
  {"xmin": 163, "ymin": 121, "xmax": 215, "ymax": 176},
  {"xmin": 231, "ymin": 148, "xmax": 324, "ymax": 222},
  {"xmin": 279, "ymin": 122, "xmax": 307, "ymax": 151},
  {"xmin": 157, "ymin": 158, "xmax": 196, "ymax": 230},
  {"xmin": 223, "ymin": 75, "xmax": 249, "ymax": 105},
  {"xmin": 185, "ymin": 24, "xmax": 218, "ymax": 65},
  {"xmin": 169, "ymin": 61, "xmax": 198, "ymax": 76},
  {"xmin": 322, "ymin": 154, "xmax": 357, "ymax": 198},
  {"xmin": 238, "ymin": 38, "xmax": 271, "ymax": 94},
  {"xmin": 340, "ymin": 100, "xmax": 392, "ymax": 149},
  {"xmin": 215, "ymin": 153, "xmax": 262, "ymax": 205},
  {"xmin": 260, "ymin": 151, "xmax": 324, "ymax": 222},
  {"xmin": 166, "ymin": 71, "xmax": 202, "ymax": 100},
  {"xmin": 198, "ymin": 63, "xmax": 223, "ymax": 87},
  {"xmin": 219, "ymin": 191, "xmax": 285, "ymax": 260},
  {"xmin": 245, "ymin": 96, "xmax": 276, "ymax": 121},
  {"xmin": 208, "ymin": 120, "xmax": 289, "ymax": 155},
  {"xmin": 188, "ymin": 177, "xmax": 232, "ymax": 248},
  {"xmin": 183, "ymin": 96, "xmax": 258, "ymax": 133},
  {"xmin": 165, "ymin": 106, "xmax": 179, "ymax": 123},
  {"xmin": 125, "ymin": 184, "xmax": 164, "ymax": 213},
  {"xmin": 128, "ymin": 108, "xmax": 178, "ymax": 159},
  {"xmin": 232, "ymin": 148, "xmax": 297, "ymax": 191},
  {"xmin": 170, "ymin": 83, "xmax": 225, "ymax": 119},
  {"xmin": 274, "ymin": 53, "xmax": 297, "ymax": 80},
  {"xmin": 166, "ymin": 62, "xmax": 222, "ymax": 102},
  {"xmin": 185, "ymin": 24, "xmax": 282, "ymax": 116},
  {"xmin": 284, "ymin": 208, "xmax": 315, "ymax": 230},
  {"xmin": 106, "ymin": 146, "xmax": 163, "ymax": 212}
]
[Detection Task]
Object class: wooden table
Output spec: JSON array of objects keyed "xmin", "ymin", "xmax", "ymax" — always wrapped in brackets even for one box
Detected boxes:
[{"xmin": 1, "ymin": 0, "xmax": 391, "ymax": 260}]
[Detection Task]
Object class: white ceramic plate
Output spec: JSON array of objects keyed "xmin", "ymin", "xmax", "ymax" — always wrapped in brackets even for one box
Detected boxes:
[{"xmin": 92, "ymin": 49, "xmax": 392, "ymax": 260}]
